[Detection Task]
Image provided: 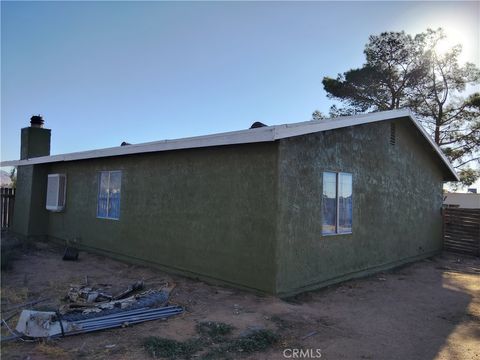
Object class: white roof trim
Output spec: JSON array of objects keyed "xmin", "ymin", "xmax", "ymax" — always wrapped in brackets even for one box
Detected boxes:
[{"xmin": 1, "ymin": 109, "xmax": 459, "ymax": 181}]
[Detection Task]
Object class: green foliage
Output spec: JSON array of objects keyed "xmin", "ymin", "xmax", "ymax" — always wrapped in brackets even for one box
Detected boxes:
[
  {"xmin": 457, "ymin": 168, "xmax": 480, "ymax": 188},
  {"xmin": 225, "ymin": 329, "xmax": 279, "ymax": 353},
  {"xmin": 9, "ymin": 167, "xmax": 17, "ymax": 188},
  {"xmin": 202, "ymin": 329, "xmax": 279, "ymax": 360},
  {"xmin": 143, "ymin": 324, "xmax": 279, "ymax": 360},
  {"xmin": 143, "ymin": 337, "xmax": 203, "ymax": 359},
  {"xmin": 195, "ymin": 321, "xmax": 234, "ymax": 341},
  {"xmin": 322, "ymin": 31, "xmax": 429, "ymax": 113},
  {"xmin": 311, "ymin": 110, "xmax": 326, "ymax": 121},
  {"xmin": 322, "ymin": 28, "xmax": 480, "ymax": 186}
]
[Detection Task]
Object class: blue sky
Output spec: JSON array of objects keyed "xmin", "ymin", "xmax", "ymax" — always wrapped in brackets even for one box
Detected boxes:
[{"xmin": 1, "ymin": 1, "xmax": 479, "ymax": 162}]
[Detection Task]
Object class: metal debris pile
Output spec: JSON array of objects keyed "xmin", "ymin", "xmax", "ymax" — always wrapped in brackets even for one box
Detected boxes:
[
  {"xmin": 59, "ymin": 280, "xmax": 149, "ymax": 316},
  {"xmin": 4, "ymin": 280, "xmax": 183, "ymax": 341}
]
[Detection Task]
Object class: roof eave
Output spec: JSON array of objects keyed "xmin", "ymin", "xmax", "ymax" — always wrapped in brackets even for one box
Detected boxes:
[
  {"xmin": 0, "ymin": 109, "xmax": 460, "ymax": 182},
  {"xmin": 406, "ymin": 113, "xmax": 460, "ymax": 182}
]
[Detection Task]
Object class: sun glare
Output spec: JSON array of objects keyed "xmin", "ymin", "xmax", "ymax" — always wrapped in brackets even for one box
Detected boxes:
[
  {"xmin": 432, "ymin": 25, "xmax": 475, "ymax": 65},
  {"xmin": 435, "ymin": 38, "xmax": 455, "ymax": 56}
]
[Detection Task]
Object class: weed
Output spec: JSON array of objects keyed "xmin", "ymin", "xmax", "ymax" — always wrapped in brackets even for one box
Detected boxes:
[
  {"xmin": 202, "ymin": 329, "xmax": 279, "ymax": 359},
  {"xmin": 35, "ymin": 342, "xmax": 70, "ymax": 359},
  {"xmin": 1, "ymin": 286, "xmax": 29, "ymax": 304},
  {"xmin": 143, "ymin": 336, "xmax": 203, "ymax": 359},
  {"xmin": 270, "ymin": 315, "xmax": 296, "ymax": 330},
  {"xmin": 144, "ymin": 325, "xmax": 278, "ymax": 359},
  {"xmin": 227, "ymin": 329, "xmax": 278, "ymax": 353},
  {"xmin": 196, "ymin": 321, "xmax": 234, "ymax": 341}
]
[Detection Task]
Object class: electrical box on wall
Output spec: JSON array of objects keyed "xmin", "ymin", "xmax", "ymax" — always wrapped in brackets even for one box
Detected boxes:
[{"xmin": 46, "ymin": 174, "xmax": 66, "ymax": 212}]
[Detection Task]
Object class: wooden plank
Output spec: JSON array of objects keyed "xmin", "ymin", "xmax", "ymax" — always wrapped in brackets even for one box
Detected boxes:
[
  {"xmin": 444, "ymin": 241, "xmax": 477, "ymax": 249},
  {"xmin": 444, "ymin": 237, "xmax": 478, "ymax": 245},
  {"xmin": 443, "ymin": 208, "xmax": 480, "ymax": 257},
  {"xmin": 444, "ymin": 218, "xmax": 480, "ymax": 225},
  {"xmin": 445, "ymin": 242, "xmax": 477, "ymax": 250},
  {"xmin": 444, "ymin": 209, "xmax": 480, "ymax": 215},
  {"xmin": 445, "ymin": 220, "xmax": 480, "ymax": 228},
  {"xmin": 444, "ymin": 222, "xmax": 480, "ymax": 232},
  {"xmin": 445, "ymin": 229, "xmax": 480, "ymax": 238},
  {"xmin": 445, "ymin": 248, "xmax": 478, "ymax": 256},
  {"xmin": 444, "ymin": 215, "xmax": 480, "ymax": 221},
  {"xmin": 445, "ymin": 216, "xmax": 480, "ymax": 221},
  {"xmin": 445, "ymin": 208, "xmax": 480, "ymax": 213},
  {"xmin": 0, "ymin": 187, "xmax": 15, "ymax": 229},
  {"xmin": 444, "ymin": 217, "xmax": 480, "ymax": 224},
  {"xmin": 445, "ymin": 233, "xmax": 479, "ymax": 240},
  {"xmin": 445, "ymin": 245, "xmax": 477, "ymax": 252},
  {"xmin": 445, "ymin": 238, "xmax": 478, "ymax": 246}
]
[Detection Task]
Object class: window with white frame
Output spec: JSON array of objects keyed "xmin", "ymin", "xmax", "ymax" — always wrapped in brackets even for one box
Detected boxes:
[
  {"xmin": 97, "ymin": 171, "xmax": 122, "ymax": 220},
  {"xmin": 322, "ymin": 172, "xmax": 352, "ymax": 235},
  {"xmin": 46, "ymin": 174, "xmax": 67, "ymax": 212}
]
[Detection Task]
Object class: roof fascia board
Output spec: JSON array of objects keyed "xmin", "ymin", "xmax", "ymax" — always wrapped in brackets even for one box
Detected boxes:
[
  {"xmin": 407, "ymin": 114, "xmax": 460, "ymax": 181},
  {"xmin": 273, "ymin": 109, "xmax": 411, "ymax": 140},
  {"xmin": 2, "ymin": 126, "xmax": 276, "ymax": 167}
]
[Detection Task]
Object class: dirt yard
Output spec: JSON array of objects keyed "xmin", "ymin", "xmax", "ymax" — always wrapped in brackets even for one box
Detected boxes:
[{"xmin": 1, "ymin": 234, "xmax": 479, "ymax": 360}]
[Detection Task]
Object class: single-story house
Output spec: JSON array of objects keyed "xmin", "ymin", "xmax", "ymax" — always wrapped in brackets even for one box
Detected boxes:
[{"xmin": 2, "ymin": 109, "xmax": 458, "ymax": 296}]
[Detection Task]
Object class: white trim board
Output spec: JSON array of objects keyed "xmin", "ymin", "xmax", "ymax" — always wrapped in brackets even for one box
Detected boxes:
[{"xmin": 1, "ymin": 109, "xmax": 459, "ymax": 181}]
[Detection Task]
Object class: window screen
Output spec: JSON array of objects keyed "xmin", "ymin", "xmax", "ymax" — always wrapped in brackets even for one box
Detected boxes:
[
  {"xmin": 322, "ymin": 172, "xmax": 337, "ymax": 234},
  {"xmin": 338, "ymin": 173, "xmax": 353, "ymax": 233},
  {"xmin": 97, "ymin": 171, "xmax": 122, "ymax": 220},
  {"xmin": 322, "ymin": 172, "xmax": 352, "ymax": 235}
]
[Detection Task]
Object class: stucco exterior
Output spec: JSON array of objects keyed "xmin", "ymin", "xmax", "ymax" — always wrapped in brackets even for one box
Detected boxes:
[
  {"xmin": 47, "ymin": 144, "xmax": 278, "ymax": 293},
  {"xmin": 275, "ymin": 119, "xmax": 445, "ymax": 295},
  {"xmin": 8, "ymin": 113, "xmax": 453, "ymax": 295}
]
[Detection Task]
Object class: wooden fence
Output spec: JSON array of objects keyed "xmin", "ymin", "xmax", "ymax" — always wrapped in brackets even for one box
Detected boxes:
[
  {"xmin": 443, "ymin": 208, "xmax": 480, "ymax": 256},
  {"xmin": 1, "ymin": 187, "xmax": 15, "ymax": 230}
]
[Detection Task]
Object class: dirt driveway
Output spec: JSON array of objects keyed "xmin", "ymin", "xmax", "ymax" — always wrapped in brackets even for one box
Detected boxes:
[{"xmin": 1, "ymin": 237, "xmax": 479, "ymax": 360}]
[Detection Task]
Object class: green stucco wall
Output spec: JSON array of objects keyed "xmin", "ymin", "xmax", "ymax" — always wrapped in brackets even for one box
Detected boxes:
[
  {"xmin": 275, "ymin": 119, "xmax": 445, "ymax": 296},
  {"xmin": 46, "ymin": 143, "xmax": 278, "ymax": 293},
  {"xmin": 12, "ymin": 126, "xmax": 50, "ymax": 239},
  {"xmin": 12, "ymin": 118, "xmax": 449, "ymax": 295}
]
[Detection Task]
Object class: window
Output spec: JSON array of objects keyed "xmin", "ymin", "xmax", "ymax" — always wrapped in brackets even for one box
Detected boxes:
[
  {"xmin": 322, "ymin": 172, "xmax": 352, "ymax": 235},
  {"xmin": 97, "ymin": 171, "xmax": 122, "ymax": 220},
  {"xmin": 46, "ymin": 174, "xmax": 67, "ymax": 212}
]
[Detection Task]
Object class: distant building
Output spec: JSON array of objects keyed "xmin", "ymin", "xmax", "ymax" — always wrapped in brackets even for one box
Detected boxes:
[{"xmin": 444, "ymin": 193, "xmax": 480, "ymax": 209}]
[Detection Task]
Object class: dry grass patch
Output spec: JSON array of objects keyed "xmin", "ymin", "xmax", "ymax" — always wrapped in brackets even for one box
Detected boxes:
[{"xmin": 35, "ymin": 342, "xmax": 71, "ymax": 359}]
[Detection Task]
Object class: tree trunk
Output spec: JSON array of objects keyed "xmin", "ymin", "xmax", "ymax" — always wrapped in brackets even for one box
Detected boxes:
[
  {"xmin": 435, "ymin": 108, "xmax": 443, "ymax": 145},
  {"xmin": 435, "ymin": 124, "xmax": 440, "ymax": 145}
]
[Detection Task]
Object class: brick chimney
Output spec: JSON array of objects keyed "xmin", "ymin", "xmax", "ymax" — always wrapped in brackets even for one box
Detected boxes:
[{"xmin": 20, "ymin": 115, "xmax": 51, "ymax": 160}]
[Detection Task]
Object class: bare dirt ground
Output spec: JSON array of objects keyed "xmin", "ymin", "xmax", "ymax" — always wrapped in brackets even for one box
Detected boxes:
[{"xmin": 1, "ymin": 234, "xmax": 479, "ymax": 360}]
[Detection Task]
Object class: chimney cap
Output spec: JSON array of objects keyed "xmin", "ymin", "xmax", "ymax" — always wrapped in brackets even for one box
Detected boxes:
[{"xmin": 30, "ymin": 115, "xmax": 44, "ymax": 128}]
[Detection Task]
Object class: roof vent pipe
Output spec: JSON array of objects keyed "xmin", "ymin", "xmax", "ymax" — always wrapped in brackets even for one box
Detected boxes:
[{"xmin": 30, "ymin": 115, "xmax": 45, "ymax": 128}]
